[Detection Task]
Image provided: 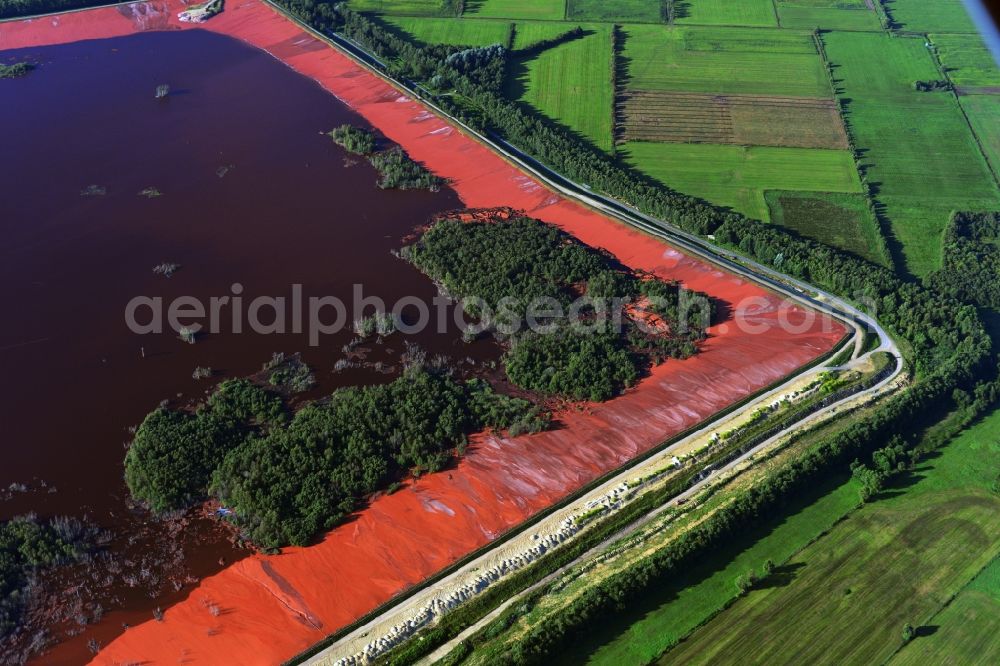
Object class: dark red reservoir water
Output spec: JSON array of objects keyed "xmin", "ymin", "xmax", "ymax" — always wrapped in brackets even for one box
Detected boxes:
[{"xmin": 0, "ymin": 28, "xmax": 480, "ymax": 662}]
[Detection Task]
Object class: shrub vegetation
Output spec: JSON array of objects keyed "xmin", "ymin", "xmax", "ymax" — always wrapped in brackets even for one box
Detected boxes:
[
  {"xmin": 328, "ymin": 124, "xmax": 377, "ymax": 154},
  {"xmin": 124, "ymin": 379, "xmax": 285, "ymax": 513},
  {"xmin": 405, "ymin": 215, "xmax": 711, "ymax": 400},
  {"xmin": 125, "ymin": 370, "xmax": 547, "ymax": 549},
  {"xmin": 329, "ymin": 125, "xmax": 445, "ymax": 190},
  {"xmin": 1, "ymin": 515, "xmax": 95, "ymax": 639},
  {"xmin": 0, "ymin": 62, "xmax": 33, "ymax": 78},
  {"xmin": 369, "ymin": 146, "xmax": 445, "ymax": 191}
]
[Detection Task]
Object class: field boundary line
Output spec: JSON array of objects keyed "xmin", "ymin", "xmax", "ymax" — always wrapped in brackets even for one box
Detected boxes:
[
  {"xmin": 813, "ymin": 30, "xmax": 897, "ymax": 271},
  {"xmin": 610, "ymin": 23, "xmax": 624, "ymax": 149},
  {"xmin": 925, "ymin": 32, "xmax": 1000, "ymax": 191},
  {"xmin": 877, "ymin": 551, "xmax": 1000, "ymax": 666}
]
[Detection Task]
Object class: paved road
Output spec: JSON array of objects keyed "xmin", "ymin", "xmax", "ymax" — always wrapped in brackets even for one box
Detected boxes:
[
  {"xmin": 262, "ymin": 7, "xmax": 905, "ymax": 664},
  {"xmin": 418, "ymin": 354, "xmax": 901, "ymax": 665},
  {"xmin": 319, "ymin": 25, "xmax": 899, "ymax": 367}
]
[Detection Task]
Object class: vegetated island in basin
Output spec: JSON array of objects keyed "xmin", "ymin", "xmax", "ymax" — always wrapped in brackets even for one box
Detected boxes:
[
  {"xmin": 0, "ymin": 61, "xmax": 34, "ymax": 78},
  {"xmin": 403, "ymin": 211, "xmax": 714, "ymax": 402},
  {"xmin": 123, "ymin": 212, "xmax": 712, "ymax": 551},
  {"xmin": 1, "ymin": 515, "xmax": 103, "ymax": 649},
  {"xmin": 329, "ymin": 124, "xmax": 446, "ymax": 191}
]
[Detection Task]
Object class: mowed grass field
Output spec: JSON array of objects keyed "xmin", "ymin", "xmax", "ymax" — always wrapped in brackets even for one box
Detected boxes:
[
  {"xmin": 464, "ymin": 0, "xmax": 566, "ymax": 20},
  {"xmin": 933, "ymin": 33, "xmax": 1000, "ymax": 88},
  {"xmin": 623, "ymin": 142, "xmax": 860, "ymax": 220},
  {"xmin": 886, "ymin": 0, "xmax": 977, "ymax": 33},
  {"xmin": 823, "ymin": 31, "xmax": 1000, "ymax": 276},
  {"xmin": 766, "ymin": 190, "xmax": 887, "ymax": 264},
  {"xmin": 675, "ymin": 0, "xmax": 778, "ymax": 27},
  {"xmin": 891, "ymin": 556, "xmax": 1000, "ymax": 665},
  {"xmin": 660, "ymin": 409, "xmax": 1000, "ymax": 666},
  {"xmin": 384, "ymin": 16, "xmax": 512, "ymax": 46},
  {"xmin": 623, "ymin": 25, "xmax": 831, "ymax": 98},
  {"xmin": 566, "ymin": 0, "xmax": 661, "ymax": 23},
  {"xmin": 560, "ymin": 474, "xmax": 861, "ymax": 665},
  {"xmin": 775, "ymin": 0, "xmax": 882, "ymax": 31},
  {"xmin": 962, "ymin": 94, "xmax": 1000, "ymax": 176},
  {"xmin": 507, "ymin": 25, "xmax": 614, "ymax": 151}
]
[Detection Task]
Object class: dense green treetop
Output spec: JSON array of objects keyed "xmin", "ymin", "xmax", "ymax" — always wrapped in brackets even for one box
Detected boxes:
[
  {"xmin": 126, "ymin": 368, "xmax": 547, "ymax": 549},
  {"xmin": 929, "ymin": 211, "xmax": 1000, "ymax": 310},
  {"xmin": 405, "ymin": 214, "xmax": 710, "ymax": 399}
]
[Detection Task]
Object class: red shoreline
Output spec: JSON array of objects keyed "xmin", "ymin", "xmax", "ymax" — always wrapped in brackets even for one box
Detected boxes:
[{"xmin": 3, "ymin": 3, "xmax": 846, "ymax": 664}]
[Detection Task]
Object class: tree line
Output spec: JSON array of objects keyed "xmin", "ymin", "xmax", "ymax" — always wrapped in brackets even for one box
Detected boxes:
[
  {"xmin": 0, "ymin": 0, "xmax": 107, "ymax": 19},
  {"xmin": 928, "ymin": 211, "xmax": 1000, "ymax": 310}
]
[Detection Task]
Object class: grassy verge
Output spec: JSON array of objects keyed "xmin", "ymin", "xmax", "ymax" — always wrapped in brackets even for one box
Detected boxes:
[{"xmin": 559, "ymin": 472, "xmax": 860, "ymax": 664}]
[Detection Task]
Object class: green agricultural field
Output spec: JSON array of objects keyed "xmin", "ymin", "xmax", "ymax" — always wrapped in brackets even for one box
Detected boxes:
[
  {"xmin": 660, "ymin": 409, "xmax": 1000, "ymax": 665},
  {"xmin": 827, "ymin": 31, "xmax": 940, "ymax": 90},
  {"xmin": 623, "ymin": 142, "xmax": 860, "ymax": 221},
  {"xmin": 823, "ymin": 31, "xmax": 1000, "ymax": 275},
  {"xmin": 559, "ymin": 474, "xmax": 861, "ymax": 665},
  {"xmin": 891, "ymin": 556, "xmax": 1000, "ymax": 665},
  {"xmin": 933, "ymin": 33, "xmax": 1000, "ymax": 88},
  {"xmin": 347, "ymin": 0, "xmax": 454, "ymax": 16},
  {"xmin": 383, "ymin": 16, "xmax": 512, "ymax": 46},
  {"xmin": 507, "ymin": 25, "xmax": 614, "ymax": 151},
  {"xmin": 845, "ymin": 94, "xmax": 1000, "ymax": 275},
  {"xmin": 675, "ymin": 0, "xmax": 778, "ymax": 27},
  {"xmin": 566, "ymin": 0, "xmax": 663, "ymax": 23},
  {"xmin": 464, "ymin": 0, "xmax": 567, "ymax": 21},
  {"xmin": 766, "ymin": 190, "xmax": 887, "ymax": 265},
  {"xmin": 885, "ymin": 0, "xmax": 977, "ymax": 33},
  {"xmin": 775, "ymin": 0, "xmax": 882, "ymax": 31},
  {"xmin": 963, "ymin": 94, "xmax": 1000, "ymax": 176},
  {"xmin": 623, "ymin": 25, "xmax": 831, "ymax": 98}
]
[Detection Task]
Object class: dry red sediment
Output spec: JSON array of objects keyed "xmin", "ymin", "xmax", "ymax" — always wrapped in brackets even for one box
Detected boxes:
[{"xmin": 4, "ymin": 3, "xmax": 846, "ymax": 664}]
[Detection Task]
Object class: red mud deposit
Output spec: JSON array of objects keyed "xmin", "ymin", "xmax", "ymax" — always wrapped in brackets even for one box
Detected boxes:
[{"xmin": 4, "ymin": 3, "xmax": 846, "ymax": 664}]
